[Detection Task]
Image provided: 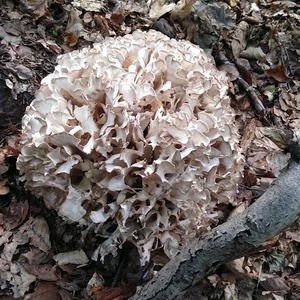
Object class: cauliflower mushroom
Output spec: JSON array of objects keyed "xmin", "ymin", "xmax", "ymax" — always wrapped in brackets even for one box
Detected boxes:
[{"xmin": 17, "ymin": 30, "xmax": 243, "ymax": 264}]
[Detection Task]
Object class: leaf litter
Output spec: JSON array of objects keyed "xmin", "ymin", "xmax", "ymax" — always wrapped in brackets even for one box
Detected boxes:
[{"xmin": 0, "ymin": 0, "xmax": 300, "ymax": 299}]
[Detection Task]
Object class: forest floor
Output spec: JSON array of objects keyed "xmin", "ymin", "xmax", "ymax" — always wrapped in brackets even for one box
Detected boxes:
[{"xmin": 0, "ymin": 0, "xmax": 300, "ymax": 299}]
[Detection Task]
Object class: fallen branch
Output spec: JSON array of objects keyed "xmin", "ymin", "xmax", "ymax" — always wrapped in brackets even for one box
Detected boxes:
[{"xmin": 131, "ymin": 162, "xmax": 300, "ymax": 300}]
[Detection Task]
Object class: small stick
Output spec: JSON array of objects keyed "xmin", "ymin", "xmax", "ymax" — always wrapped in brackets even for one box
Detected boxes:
[{"xmin": 236, "ymin": 77, "xmax": 265, "ymax": 114}]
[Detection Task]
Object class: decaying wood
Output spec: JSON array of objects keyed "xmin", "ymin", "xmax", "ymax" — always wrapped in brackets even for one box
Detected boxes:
[{"xmin": 131, "ymin": 162, "xmax": 300, "ymax": 300}]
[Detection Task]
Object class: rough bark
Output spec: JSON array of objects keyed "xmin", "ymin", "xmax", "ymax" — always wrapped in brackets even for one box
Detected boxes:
[{"xmin": 131, "ymin": 162, "xmax": 300, "ymax": 300}]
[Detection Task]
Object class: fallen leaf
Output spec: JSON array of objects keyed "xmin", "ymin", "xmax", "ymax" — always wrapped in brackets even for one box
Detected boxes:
[
  {"xmin": 1, "ymin": 199, "xmax": 29, "ymax": 231},
  {"xmin": 21, "ymin": 247, "xmax": 50, "ymax": 265},
  {"xmin": 218, "ymin": 62, "xmax": 240, "ymax": 81},
  {"xmin": 0, "ymin": 161, "xmax": 9, "ymax": 176},
  {"xmin": 38, "ymin": 39, "xmax": 61, "ymax": 54},
  {"xmin": 110, "ymin": 13, "xmax": 126, "ymax": 26},
  {"xmin": 265, "ymin": 64, "xmax": 290, "ymax": 82},
  {"xmin": 266, "ymin": 252, "xmax": 286, "ymax": 273},
  {"xmin": 15, "ymin": 65, "xmax": 33, "ymax": 80},
  {"xmin": 64, "ymin": 10, "xmax": 84, "ymax": 47},
  {"xmin": 149, "ymin": 0, "xmax": 196, "ymax": 20},
  {"xmin": 243, "ymin": 169, "xmax": 257, "ymax": 186},
  {"xmin": 240, "ymin": 46, "xmax": 266, "ymax": 60},
  {"xmin": 86, "ymin": 272, "xmax": 105, "ymax": 296},
  {"xmin": 27, "ymin": 217, "xmax": 51, "ymax": 252},
  {"xmin": 259, "ymin": 127, "xmax": 293, "ymax": 150},
  {"xmin": 25, "ymin": 282, "xmax": 73, "ymax": 300},
  {"xmin": 22, "ymin": 263, "xmax": 59, "ymax": 281},
  {"xmin": 53, "ymin": 249, "xmax": 89, "ymax": 265},
  {"xmin": 231, "ymin": 21, "xmax": 249, "ymax": 59},
  {"xmin": 94, "ymin": 15, "xmax": 113, "ymax": 37},
  {"xmin": 2, "ymin": 263, "xmax": 36, "ymax": 298},
  {"xmin": 152, "ymin": 18, "xmax": 176, "ymax": 39},
  {"xmin": 260, "ymin": 276, "xmax": 290, "ymax": 293},
  {"xmin": 92, "ymin": 287, "xmax": 136, "ymax": 300},
  {"xmin": 195, "ymin": 1, "xmax": 237, "ymax": 32},
  {"xmin": 170, "ymin": 0, "xmax": 197, "ymax": 19}
]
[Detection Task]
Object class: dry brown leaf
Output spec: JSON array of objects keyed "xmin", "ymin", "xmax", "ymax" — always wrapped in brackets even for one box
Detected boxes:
[
  {"xmin": 94, "ymin": 15, "xmax": 112, "ymax": 37},
  {"xmin": 64, "ymin": 32, "xmax": 78, "ymax": 47},
  {"xmin": 265, "ymin": 64, "xmax": 290, "ymax": 82},
  {"xmin": 22, "ymin": 263, "xmax": 59, "ymax": 281},
  {"xmin": 92, "ymin": 287, "xmax": 136, "ymax": 300},
  {"xmin": 243, "ymin": 169, "xmax": 257, "ymax": 186},
  {"xmin": 21, "ymin": 247, "xmax": 50, "ymax": 265},
  {"xmin": 1, "ymin": 198, "xmax": 29, "ymax": 231},
  {"xmin": 25, "ymin": 282, "xmax": 73, "ymax": 300}
]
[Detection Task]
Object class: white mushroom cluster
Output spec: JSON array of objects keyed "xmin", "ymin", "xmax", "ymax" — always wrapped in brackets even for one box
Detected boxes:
[{"xmin": 17, "ymin": 30, "xmax": 242, "ymax": 264}]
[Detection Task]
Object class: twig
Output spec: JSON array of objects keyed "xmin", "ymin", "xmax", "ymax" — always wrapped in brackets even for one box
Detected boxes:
[{"xmin": 236, "ymin": 77, "xmax": 265, "ymax": 114}]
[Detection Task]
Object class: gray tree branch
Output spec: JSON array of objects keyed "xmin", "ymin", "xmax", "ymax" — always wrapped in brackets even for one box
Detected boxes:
[{"xmin": 131, "ymin": 162, "xmax": 300, "ymax": 300}]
